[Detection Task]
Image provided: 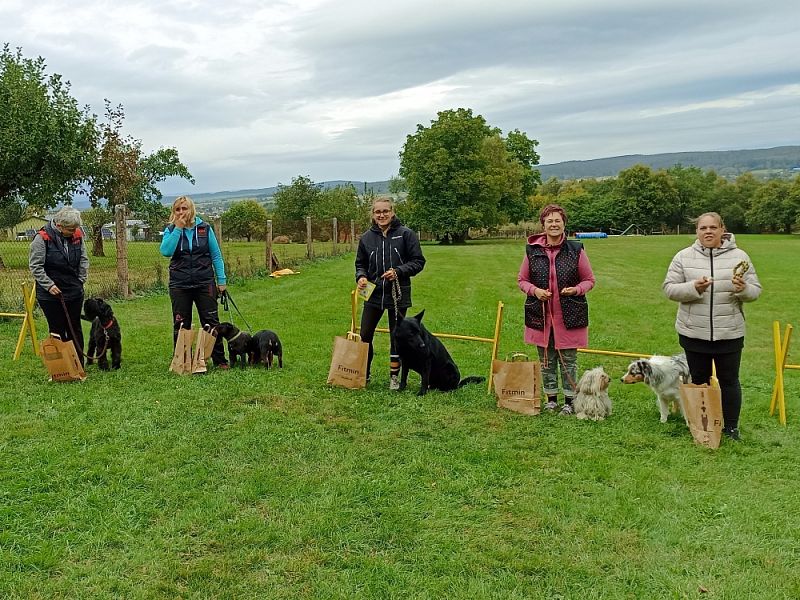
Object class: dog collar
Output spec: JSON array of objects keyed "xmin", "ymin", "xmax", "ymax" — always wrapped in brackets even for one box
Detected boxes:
[
  {"xmin": 229, "ymin": 330, "xmax": 243, "ymax": 341},
  {"xmin": 103, "ymin": 319, "xmax": 114, "ymax": 330}
]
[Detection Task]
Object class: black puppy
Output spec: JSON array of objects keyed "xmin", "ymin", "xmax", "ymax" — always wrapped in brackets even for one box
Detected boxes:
[
  {"xmin": 81, "ymin": 298, "xmax": 122, "ymax": 370},
  {"xmin": 394, "ymin": 310, "xmax": 485, "ymax": 396},
  {"xmin": 250, "ymin": 329, "xmax": 283, "ymax": 368},
  {"xmin": 215, "ymin": 322, "xmax": 253, "ymax": 367}
]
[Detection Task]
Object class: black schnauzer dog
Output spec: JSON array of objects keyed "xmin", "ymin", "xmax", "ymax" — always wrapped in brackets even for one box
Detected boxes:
[
  {"xmin": 215, "ymin": 322, "xmax": 253, "ymax": 367},
  {"xmin": 250, "ymin": 329, "xmax": 283, "ymax": 368},
  {"xmin": 82, "ymin": 298, "xmax": 122, "ymax": 370}
]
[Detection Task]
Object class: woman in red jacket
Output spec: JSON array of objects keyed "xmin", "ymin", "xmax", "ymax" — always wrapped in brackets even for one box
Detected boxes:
[{"xmin": 518, "ymin": 204, "xmax": 596, "ymax": 414}]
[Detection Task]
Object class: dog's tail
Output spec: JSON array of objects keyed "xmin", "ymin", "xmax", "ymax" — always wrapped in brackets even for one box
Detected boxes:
[{"xmin": 457, "ymin": 376, "xmax": 486, "ymax": 388}]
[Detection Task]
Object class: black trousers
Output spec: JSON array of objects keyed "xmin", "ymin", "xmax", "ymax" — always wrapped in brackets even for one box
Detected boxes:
[
  {"xmin": 37, "ymin": 292, "xmax": 85, "ymax": 367},
  {"xmin": 684, "ymin": 348, "xmax": 743, "ymax": 429},
  {"xmin": 170, "ymin": 285, "xmax": 226, "ymax": 365},
  {"xmin": 359, "ymin": 304, "xmax": 407, "ymax": 379}
]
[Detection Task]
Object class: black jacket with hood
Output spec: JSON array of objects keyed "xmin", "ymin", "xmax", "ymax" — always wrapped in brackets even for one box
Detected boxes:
[{"xmin": 355, "ymin": 217, "xmax": 425, "ymax": 309}]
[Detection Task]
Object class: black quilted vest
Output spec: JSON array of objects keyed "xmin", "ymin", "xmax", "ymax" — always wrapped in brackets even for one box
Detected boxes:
[
  {"xmin": 168, "ymin": 221, "xmax": 214, "ymax": 288},
  {"xmin": 37, "ymin": 224, "xmax": 84, "ymax": 300},
  {"xmin": 524, "ymin": 240, "xmax": 589, "ymax": 330}
]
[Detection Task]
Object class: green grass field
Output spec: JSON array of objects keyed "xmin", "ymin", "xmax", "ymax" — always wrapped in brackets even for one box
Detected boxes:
[{"xmin": 1, "ymin": 236, "xmax": 799, "ymax": 598}]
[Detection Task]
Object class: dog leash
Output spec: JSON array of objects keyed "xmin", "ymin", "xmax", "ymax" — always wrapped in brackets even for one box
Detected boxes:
[
  {"xmin": 58, "ymin": 294, "xmax": 110, "ymax": 361},
  {"xmin": 219, "ymin": 289, "xmax": 253, "ymax": 333},
  {"xmin": 390, "ymin": 271, "xmax": 402, "ymax": 320}
]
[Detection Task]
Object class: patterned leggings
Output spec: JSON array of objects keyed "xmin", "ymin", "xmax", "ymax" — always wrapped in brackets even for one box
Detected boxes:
[{"xmin": 536, "ymin": 332, "xmax": 578, "ymax": 399}]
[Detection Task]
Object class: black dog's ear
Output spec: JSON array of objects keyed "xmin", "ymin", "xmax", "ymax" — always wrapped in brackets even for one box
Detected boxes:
[
  {"xmin": 98, "ymin": 300, "xmax": 113, "ymax": 321},
  {"xmin": 639, "ymin": 360, "xmax": 652, "ymax": 379},
  {"xmin": 413, "ymin": 310, "xmax": 425, "ymax": 322}
]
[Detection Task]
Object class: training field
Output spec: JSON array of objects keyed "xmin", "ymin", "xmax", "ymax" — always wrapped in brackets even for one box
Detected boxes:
[{"xmin": 1, "ymin": 235, "xmax": 799, "ymax": 598}]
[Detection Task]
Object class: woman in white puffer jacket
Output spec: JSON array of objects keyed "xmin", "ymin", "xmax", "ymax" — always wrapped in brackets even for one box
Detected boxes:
[{"xmin": 663, "ymin": 212, "xmax": 762, "ymax": 441}]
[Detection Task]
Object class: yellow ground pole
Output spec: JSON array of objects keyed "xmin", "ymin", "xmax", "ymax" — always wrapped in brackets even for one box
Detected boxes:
[
  {"xmin": 349, "ymin": 290, "xmax": 504, "ymax": 392},
  {"xmin": 770, "ymin": 321, "xmax": 793, "ymax": 426},
  {"xmin": 4, "ymin": 282, "xmax": 40, "ymax": 360}
]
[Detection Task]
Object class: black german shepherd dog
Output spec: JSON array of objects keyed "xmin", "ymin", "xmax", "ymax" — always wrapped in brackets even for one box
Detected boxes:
[
  {"xmin": 394, "ymin": 310, "xmax": 485, "ymax": 396},
  {"xmin": 82, "ymin": 298, "xmax": 122, "ymax": 370},
  {"xmin": 215, "ymin": 322, "xmax": 253, "ymax": 367},
  {"xmin": 250, "ymin": 330, "xmax": 283, "ymax": 368}
]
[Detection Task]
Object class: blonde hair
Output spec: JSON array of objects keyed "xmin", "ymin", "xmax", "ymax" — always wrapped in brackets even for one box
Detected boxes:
[
  {"xmin": 170, "ymin": 195, "xmax": 196, "ymax": 224},
  {"xmin": 693, "ymin": 212, "xmax": 725, "ymax": 230},
  {"xmin": 371, "ymin": 197, "xmax": 394, "ymax": 213}
]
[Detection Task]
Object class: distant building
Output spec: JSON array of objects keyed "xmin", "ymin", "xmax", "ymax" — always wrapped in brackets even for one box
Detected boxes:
[
  {"xmin": 4, "ymin": 216, "xmax": 48, "ymax": 241},
  {"xmin": 102, "ymin": 219, "xmax": 151, "ymax": 241}
]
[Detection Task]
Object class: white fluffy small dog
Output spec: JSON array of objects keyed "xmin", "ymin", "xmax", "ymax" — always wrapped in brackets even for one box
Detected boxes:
[
  {"xmin": 621, "ymin": 354, "xmax": 690, "ymax": 423},
  {"xmin": 573, "ymin": 367, "xmax": 612, "ymax": 421}
]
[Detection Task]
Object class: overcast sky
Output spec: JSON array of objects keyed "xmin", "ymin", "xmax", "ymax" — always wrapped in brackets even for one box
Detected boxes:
[{"xmin": 3, "ymin": 0, "xmax": 799, "ymax": 194}]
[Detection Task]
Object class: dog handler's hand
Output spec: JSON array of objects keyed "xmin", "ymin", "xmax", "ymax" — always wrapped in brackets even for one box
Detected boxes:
[
  {"xmin": 560, "ymin": 287, "xmax": 578, "ymax": 296},
  {"xmin": 357, "ymin": 277, "xmax": 368, "ymax": 290},
  {"xmin": 534, "ymin": 288, "xmax": 552, "ymax": 301},
  {"xmin": 732, "ymin": 275, "xmax": 746, "ymax": 293},
  {"xmin": 48, "ymin": 284, "xmax": 62, "ymax": 296},
  {"xmin": 217, "ymin": 284, "xmax": 227, "ymax": 294},
  {"xmin": 381, "ymin": 268, "xmax": 397, "ymax": 281},
  {"xmin": 694, "ymin": 276, "xmax": 713, "ymax": 294}
]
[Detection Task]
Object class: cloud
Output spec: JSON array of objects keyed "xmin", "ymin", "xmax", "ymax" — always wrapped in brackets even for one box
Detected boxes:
[{"xmin": 3, "ymin": 0, "xmax": 799, "ymax": 193}]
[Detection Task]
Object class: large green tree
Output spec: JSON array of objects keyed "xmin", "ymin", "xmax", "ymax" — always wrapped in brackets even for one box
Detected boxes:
[
  {"xmin": 614, "ymin": 164, "xmax": 678, "ymax": 232},
  {"xmin": 222, "ymin": 199, "xmax": 268, "ymax": 242},
  {"xmin": 272, "ymin": 175, "xmax": 321, "ymax": 241},
  {"xmin": 746, "ymin": 179, "xmax": 797, "ymax": 233},
  {"xmin": 399, "ymin": 108, "xmax": 539, "ymax": 243},
  {"xmin": 87, "ymin": 101, "xmax": 193, "ymax": 253},
  {"xmin": 0, "ymin": 45, "xmax": 97, "ymax": 212}
]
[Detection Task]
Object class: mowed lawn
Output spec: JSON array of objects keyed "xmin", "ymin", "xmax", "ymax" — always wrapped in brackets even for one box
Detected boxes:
[{"xmin": 1, "ymin": 236, "xmax": 799, "ymax": 599}]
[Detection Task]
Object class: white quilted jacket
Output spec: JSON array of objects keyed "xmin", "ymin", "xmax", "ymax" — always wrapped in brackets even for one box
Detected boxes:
[{"xmin": 663, "ymin": 233, "xmax": 762, "ymax": 341}]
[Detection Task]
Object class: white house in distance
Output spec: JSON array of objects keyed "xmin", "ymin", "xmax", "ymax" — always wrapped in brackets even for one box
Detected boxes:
[
  {"xmin": 102, "ymin": 219, "xmax": 151, "ymax": 241},
  {"xmin": 4, "ymin": 216, "xmax": 48, "ymax": 240}
]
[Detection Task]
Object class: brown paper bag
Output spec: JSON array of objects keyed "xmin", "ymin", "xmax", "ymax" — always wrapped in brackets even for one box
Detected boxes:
[
  {"xmin": 41, "ymin": 334, "xmax": 86, "ymax": 382},
  {"xmin": 679, "ymin": 383, "xmax": 723, "ymax": 449},
  {"xmin": 327, "ymin": 333, "xmax": 369, "ymax": 389},
  {"xmin": 492, "ymin": 353, "xmax": 541, "ymax": 415},
  {"xmin": 192, "ymin": 325, "xmax": 219, "ymax": 374},
  {"xmin": 170, "ymin": 325, "xmax": 196, "ymax": 375}
]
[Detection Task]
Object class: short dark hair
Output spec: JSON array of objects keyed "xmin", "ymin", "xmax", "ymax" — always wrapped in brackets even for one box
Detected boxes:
[{"xmin": 539, "ymin": 204, "xmax": 567, "ymax": 225}]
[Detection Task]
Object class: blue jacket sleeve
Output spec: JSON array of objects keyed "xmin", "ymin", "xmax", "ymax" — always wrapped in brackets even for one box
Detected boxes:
[
  {"xmin": 208, "ymin": 227, "xmax": 227, "ymax": 285},
  {"xmin": 160, "ymin": 226, "xmax": 182, "ymax": 257}
]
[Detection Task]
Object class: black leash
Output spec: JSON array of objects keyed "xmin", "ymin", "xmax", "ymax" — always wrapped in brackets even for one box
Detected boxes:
[
  {"xmin": 219, "ymin": 289, "xmax": 253, "ymax": 333},
  {"xmin": 58, "ymin": 294, "xmax": 109, "ymax": 361}
]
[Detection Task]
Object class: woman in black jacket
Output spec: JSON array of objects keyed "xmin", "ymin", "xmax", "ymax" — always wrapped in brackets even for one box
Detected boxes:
[
  {"xmin": 355, "ymin": 198, "xmax": 426, "ymax": 389},
  {"xmin": 29, "ymin": 207, "xmax": 89, "ymax": 365}
]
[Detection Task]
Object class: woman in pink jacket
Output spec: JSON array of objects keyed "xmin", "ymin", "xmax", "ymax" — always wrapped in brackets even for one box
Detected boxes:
[{"xmin": 518, "ymin": 204, "xmax": 596, "ymax": 414}]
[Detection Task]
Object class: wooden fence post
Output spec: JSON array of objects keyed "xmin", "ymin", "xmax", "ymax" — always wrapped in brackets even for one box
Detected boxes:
[
  {"xmin": 332, "ymin": 217, "xmax": 338, "ymax": 255},
  {"xmin": 266, "ymin": 219, "xmax": 273, "ymax": 272},
  {"xmin": 115, "ymin": 204, "xmax": 129, "ymax": 298},
  {"xmin": 350, "ymin": 219, "xmax": 356, "ymax": 252},
  {"xmin": 306, "ymin": 216, "xmax": 313, "ymax": 260},
  {"xmin": 213, "ymin": 216, "xmax": 223, "ymax": 258}
]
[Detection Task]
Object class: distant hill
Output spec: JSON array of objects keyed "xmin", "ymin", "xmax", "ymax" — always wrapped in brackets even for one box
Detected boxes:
[
  {"xmin": 164, "ymin": 180, "xmax": 389, "ymax": 207},
  {"xmin": 70, "ymin": 146, "xmax": 800, "ymax": 210},
  {"xmin": 537, "ymin": 145, "xmax": 800, "ymax": 180}
]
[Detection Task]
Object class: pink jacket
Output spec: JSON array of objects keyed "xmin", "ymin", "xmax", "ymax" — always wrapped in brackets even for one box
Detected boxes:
[{"xmin": 517, "ymin": 233, "xmax": 595, "ymax": 349}]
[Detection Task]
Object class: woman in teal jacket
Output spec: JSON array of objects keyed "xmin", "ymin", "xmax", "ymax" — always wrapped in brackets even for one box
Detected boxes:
[{"xmin": 160, "ymin": 195, "xmax": 229, "ymax": 369}]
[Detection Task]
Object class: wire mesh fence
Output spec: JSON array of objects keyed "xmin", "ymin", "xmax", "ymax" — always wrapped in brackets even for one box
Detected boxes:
[{"xmin": 0, "ymin": 212, "xmax": 359, "ymax": 312}]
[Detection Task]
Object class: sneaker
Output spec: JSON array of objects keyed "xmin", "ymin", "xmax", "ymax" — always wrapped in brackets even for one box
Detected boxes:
[
  {"xmin": 723, "ymin": 427, "xmax": 741, "ymax": 441},
  {"xmin": 544, "ymin": 400, "xmax": 559, "ymax": 412},
  {"xmin": 389, "ymin": 375, "xmax": 400, "ymax": 390},
  {"xmin": 560, "ymin": 403, "xmax": 574, "ymax": 416}
]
